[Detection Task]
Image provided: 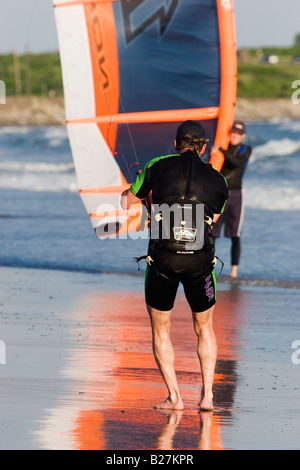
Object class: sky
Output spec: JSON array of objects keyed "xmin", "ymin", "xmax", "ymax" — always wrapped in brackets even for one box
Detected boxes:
[{"xmin": 0, "ymin": 0, "xmax": 300, "ymax": 54}]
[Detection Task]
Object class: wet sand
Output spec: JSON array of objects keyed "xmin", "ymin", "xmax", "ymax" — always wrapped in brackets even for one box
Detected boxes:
[{"xmin": 0, "ymin": 266, "xmax": 299, "ymax": 450}]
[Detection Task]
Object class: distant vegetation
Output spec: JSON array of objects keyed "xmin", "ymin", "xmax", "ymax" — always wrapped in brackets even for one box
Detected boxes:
[
  {"xmin": 0, "ymin": 52, "xmax": 63, "ymax": 97},
  {"xmin": 0, "ymin": 41, "xmax": 299, "ymax": 100},
  {"xmin": 236, "ymin": 43, "xmax": 300, "ymax": 98}
]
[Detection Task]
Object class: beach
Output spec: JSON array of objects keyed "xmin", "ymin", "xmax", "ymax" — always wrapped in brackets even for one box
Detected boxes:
[
  {"xmin": 0, "ymin": 266, "xmax": 299, "ymax": 450},
  {"xmin": 1, "ymin": 0, "xmax": 300, "ymax": 452}
]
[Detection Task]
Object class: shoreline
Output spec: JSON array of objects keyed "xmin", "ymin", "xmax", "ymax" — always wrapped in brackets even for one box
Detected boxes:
[
  {"xmin": 1, "ymin": 96, "xmax": 300, "ymax": 126},
  {"xmin": 1, "ymin": 263, "xmax": 299, "ymax": 290}
]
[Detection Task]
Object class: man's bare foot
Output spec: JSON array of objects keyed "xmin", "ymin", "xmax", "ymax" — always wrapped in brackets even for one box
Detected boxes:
[
  {"xmin": 198, "ymin": 394, "xmax": 214, "ymax": 412},
  {"xmin": 154, "ymin": 396, "xmax": 184, "ymax": 410}
]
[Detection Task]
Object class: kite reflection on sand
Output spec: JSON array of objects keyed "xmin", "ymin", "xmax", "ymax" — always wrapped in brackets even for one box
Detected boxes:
[{"xmin": 36, "ymin": 285, "xmax": 245, "ymax": 450}]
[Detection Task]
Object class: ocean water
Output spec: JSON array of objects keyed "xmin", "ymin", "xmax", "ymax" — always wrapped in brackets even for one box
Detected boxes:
[{"xmin": 0, "ymin": 120, "xmax": 300, "ymax": 283}]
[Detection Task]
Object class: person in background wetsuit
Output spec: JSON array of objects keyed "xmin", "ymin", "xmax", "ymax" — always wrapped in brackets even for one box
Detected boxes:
[
  {"xmin": 121, "ymin": 120, "xmax": 228, "ymax": 412},
  {"xmin": 211, "ymin": 120, "xmax": 252, "ymax": 278}
]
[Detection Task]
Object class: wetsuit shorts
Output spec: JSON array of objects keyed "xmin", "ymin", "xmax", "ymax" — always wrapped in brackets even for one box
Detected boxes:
[
  {"xmin": 145, "ymin": 249, "xmax": 216, "ymax": 312},
  {"xmin": 212, "ymin": 189, "xmax": 244, "ymax": 238}
]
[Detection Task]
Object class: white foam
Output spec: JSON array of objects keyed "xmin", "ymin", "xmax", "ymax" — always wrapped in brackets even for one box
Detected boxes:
[
  {"xmin": 244, "ymin": 183, "xmax": 300, "ymax": 211},
  {"xmin": 0, "ymin": 159, "xmax": 77, "ymax": 193},
  {"xmin": 0, "ymin": 126, "xmax": 67, "ymax": 137},
  {"xmin": 0, "ymin": 161, "xmax": 74, "ymax": 173},
  {"xmin": 277, "ymin": 120, "xmax": 300, "ymax": 133},
  {"xmin": 0, "ymin": 126, "xmax": 34, "ymax": 136},
  {"xmin": 250, "ymin": 138, "xmax": 300, "ymax": 163},
  {"xmin": 0, "ymin": 172, "xmax": 78, "ymax": 193},
  {"xmin": 43, "ymin": 127, "xmax": 69, "ymax": 147},
  {"xmin": 0, "ymin": 126, "xmax": 69, "ymax": 149}
]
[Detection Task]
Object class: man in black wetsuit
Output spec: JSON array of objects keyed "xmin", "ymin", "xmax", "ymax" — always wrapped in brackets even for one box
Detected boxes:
[
  {"xmin": 121, "ymin": 120, "xmax": 228, "ymax": 411},
  {"xmin": 211, "ymin": 120, "xmax": 252, "ymax": 278}
]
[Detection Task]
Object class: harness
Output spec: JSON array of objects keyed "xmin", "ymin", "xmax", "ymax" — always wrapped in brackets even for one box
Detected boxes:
[
  {"xmin": 134, "ymin": 204, "xmax": 224, "ymax": 274},
  {"xmin": 148, "ymin": 198, "xmax": 214, "ymax": 252},
  {"xmin": 134, "ymin": 252, "xmax": 224, "ymax": 275}
]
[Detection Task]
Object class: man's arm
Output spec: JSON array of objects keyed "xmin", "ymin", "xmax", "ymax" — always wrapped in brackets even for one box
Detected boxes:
[
  {"xmin": 121, "ymin": 157, "xmax": 155, "ymax": 210},
  {"xmin": 121, "ymin": 188, "xmax": 141, "ymax": 210},
  {"xmin": 218, "ymin": 146, "xmax": 251, "ymax": 167}
]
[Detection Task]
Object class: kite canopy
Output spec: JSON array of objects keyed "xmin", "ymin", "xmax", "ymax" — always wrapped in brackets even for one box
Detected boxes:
[{"xmin": 53, "ymin": 0, "xmax": 237, "ymax": 238}]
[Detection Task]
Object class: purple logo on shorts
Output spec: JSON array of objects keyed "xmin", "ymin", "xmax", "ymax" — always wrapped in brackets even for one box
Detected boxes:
[{"xmin": 205, "ymin": 274, "xmax": 215, "ymax": 302}]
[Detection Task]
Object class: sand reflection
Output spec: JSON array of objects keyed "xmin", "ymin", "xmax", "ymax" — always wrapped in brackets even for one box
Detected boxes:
[{"xmin": 36, "ymin": 282, "xmax": 247, "ymax": 450}]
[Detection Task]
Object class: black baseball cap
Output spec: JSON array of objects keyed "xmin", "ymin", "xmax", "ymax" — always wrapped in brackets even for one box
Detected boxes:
[
  {"xmin": 176, "ymin": 120, "xmax": 209, "ymax": 142},
  {"xmin": 231, "ymin": 120, "xmax": 246, "ymax": 135}
]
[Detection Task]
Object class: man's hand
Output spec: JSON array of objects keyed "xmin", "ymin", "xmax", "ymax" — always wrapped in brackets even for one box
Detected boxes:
[
  {"xmin": 213, "ymin": 213, "xmax": 220, "ymax": 224},
  {"xmin": 210, "ymin": 144, "xmax": 220, "ymax": 153},
  {"xmin": 121, "ymin": 189, "xmax": 140, "ymax": 210}
]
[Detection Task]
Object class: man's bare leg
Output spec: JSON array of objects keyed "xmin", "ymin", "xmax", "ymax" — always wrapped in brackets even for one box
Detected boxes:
[
  {"xmin": 230, "ymin": 265, "xmax": 238, "ymax": 278},
  {"xmin": 192, "ymin": 306, "xmax": 217, "ymax": 411},
  {"xmin": 147, "ymin": 305, "xmax": 184, "ymax": 410}
]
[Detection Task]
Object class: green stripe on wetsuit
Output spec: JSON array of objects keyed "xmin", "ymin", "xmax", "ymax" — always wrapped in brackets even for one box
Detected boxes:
[{"xmin": 131, "ymin": 154, "xmax": 179, "ymax": 197}]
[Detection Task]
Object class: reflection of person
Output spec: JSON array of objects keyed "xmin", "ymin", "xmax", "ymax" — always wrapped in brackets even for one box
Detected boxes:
[
  {"xmin": 156, "ymin": 411, "xmax": 183, "ymax": 450},
  {"xmin": 121, "ymin": 121, "xmax": 228, "ymax": 411},
  {"xmin": 155, "ymin": 410, "xmax": 214, "ymax": 450},
  {"xmin": 211, "ymin": 120, "xmax": 252, "ymax": 278}
]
